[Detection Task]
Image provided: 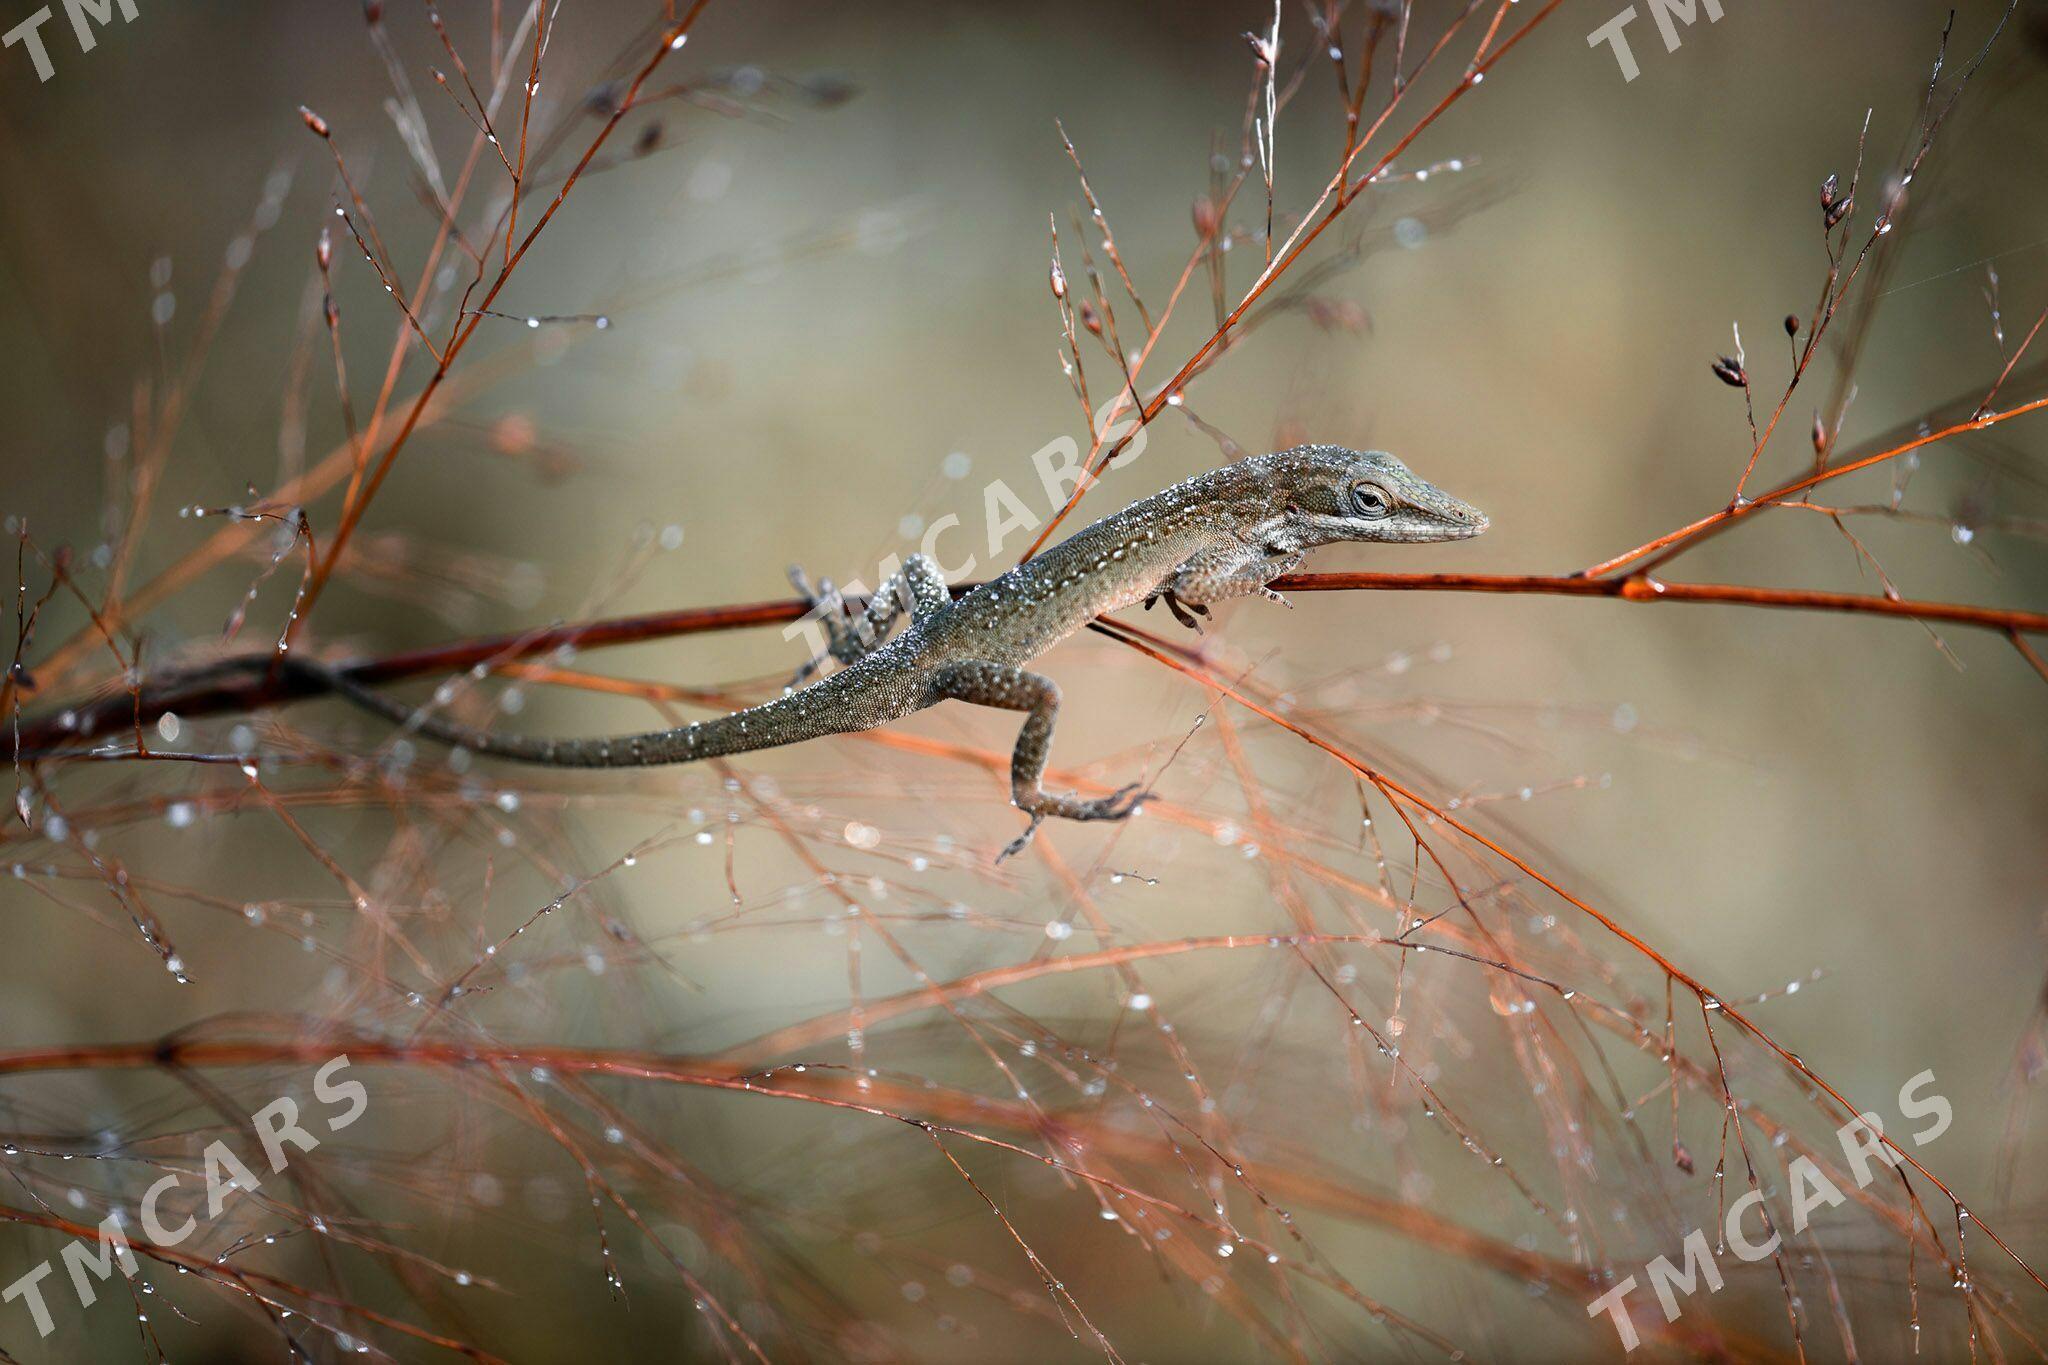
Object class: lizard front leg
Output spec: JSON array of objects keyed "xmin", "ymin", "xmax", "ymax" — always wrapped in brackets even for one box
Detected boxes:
[
  {"xmin": 1145, "ymin": 541, "xmax": 1304, "ymax": 631},
  {"xmin": 932, "ymin": 660, "xmax": 1149, "ymax": 860}
]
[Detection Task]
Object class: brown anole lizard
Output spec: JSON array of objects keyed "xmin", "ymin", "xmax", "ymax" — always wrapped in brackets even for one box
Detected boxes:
[{"xmin": 313, "ymin": 445, "xmax": 1486, "ymax": 856}]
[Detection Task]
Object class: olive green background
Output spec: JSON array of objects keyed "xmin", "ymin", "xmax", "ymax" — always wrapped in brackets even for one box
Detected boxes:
[{"xmin": 1, "ymin": 1, "xmax": 2045, "ymax": 1360}]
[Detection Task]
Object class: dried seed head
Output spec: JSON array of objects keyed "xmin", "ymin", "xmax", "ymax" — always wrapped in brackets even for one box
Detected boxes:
[
  {"xmin": 1192, "ymin": 195, "xmax": 1219, "ymax": 238},
  {"xmin": 1783, "ymin": 313, "xmax": 1799, "ymax": 338},
  {"xmin": 1825, "ymin": 195, "xmax": 1853, "ymax": 231},
  {"xmin": 299, "ymin": 106, "xmax": 331, "ymax": 140},
  {"xmin": 1820, "ymin": 173, "xmax": 1839, "ymax": 212},
  {"xmin": 1711, "ymin": 356, "xmax": 1747, "ymax": 388},
  {"xmin": 1049, "ymin": 257, "xmax": 1066, "ymax": 301},
  {"xmin": 1811, "ymin": 413, "xmax": 1828, "ymax": 458},
  {"xmin": 1079, "ymin": 300, "xmax": 1102, "ymax": 336},
  {"xmin": 316, "ymin": 227, "xmax": 332, "ymax": 272},
  {"xmin": 362, "ymin": 0, "xmax": 383, "ymax": 24}
]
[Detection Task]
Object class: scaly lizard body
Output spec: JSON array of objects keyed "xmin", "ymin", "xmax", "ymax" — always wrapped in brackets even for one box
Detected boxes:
[{"xmin": 319, "ymin": 445, "xmax": 1486, "ymax": 855}]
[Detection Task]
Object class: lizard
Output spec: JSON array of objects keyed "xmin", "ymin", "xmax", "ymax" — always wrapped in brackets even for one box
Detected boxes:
[{"xmin": 309, "ymin": 444, "xmax": 1487, "ymax": 857}]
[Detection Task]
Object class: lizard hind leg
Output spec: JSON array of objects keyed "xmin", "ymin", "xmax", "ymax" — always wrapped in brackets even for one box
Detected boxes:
[
  {"xmin": 787, "ymin": 567, "xmax": 857, "ymax": 688},
  {"xmin": 789, "ymin": 554, "xmax": 952, "ymax": 686},
  {"xmin": 931, "ymin": 660, "xmax": 1149, "ymax": 862}
]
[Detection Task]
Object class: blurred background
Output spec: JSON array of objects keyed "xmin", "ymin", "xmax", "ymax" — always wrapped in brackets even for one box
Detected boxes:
[{"xmin": 1, "ymin": 1, "xmax": 2045, "ymax": 1360}]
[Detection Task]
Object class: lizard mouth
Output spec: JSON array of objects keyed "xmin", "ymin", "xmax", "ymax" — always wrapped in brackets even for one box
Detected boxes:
[{"xmin": 1428, "ymin": 502, "xmax": 1489, "ymax": 538}]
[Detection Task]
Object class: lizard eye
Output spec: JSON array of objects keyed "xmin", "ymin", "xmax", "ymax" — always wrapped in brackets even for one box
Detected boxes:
[{"xmin": 1350, "ymin": 484, "xmax": 1393, "ymax": 519}]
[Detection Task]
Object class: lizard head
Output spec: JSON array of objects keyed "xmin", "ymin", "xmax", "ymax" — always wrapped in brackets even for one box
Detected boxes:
[{"xmin": 1273, "ymin": 445, "xmax": 1489, "ymax": 546}]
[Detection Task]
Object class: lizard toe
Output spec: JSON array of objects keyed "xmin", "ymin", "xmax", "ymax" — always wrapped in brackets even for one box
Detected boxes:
[{"xmin": 995, "ymin": 813, "xmax": 1046, "ymax": 864}]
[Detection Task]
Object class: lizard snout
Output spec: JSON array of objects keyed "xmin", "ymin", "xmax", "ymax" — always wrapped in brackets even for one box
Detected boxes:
[{"xmin": 1428, "ymin": 494, "xmax": 1490, "ymax": 539}]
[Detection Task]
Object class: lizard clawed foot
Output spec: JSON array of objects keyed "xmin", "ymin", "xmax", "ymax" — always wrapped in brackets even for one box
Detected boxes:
[
  {"xmin": 788, "ymin": 564, "xmax": 869, "ymax": 683},
  {"xmin": 1259, "ymin": 587, "xmax": 1292, "ymax": 607},
  {"xmin": 1143, "ymin": 590, "xmax": 1210, "ymax": 633},
  {"xmin": 995, "ymin": 813, "xmax": 1047, "ymax": 864},
  {"xmin": 998, "ymin": 783, "xmax": 1151, "ymax": 861},
  {"xmin": 790, "ymin": 566, "xmax": 853, "ymax": 631},
  {"xmin": 1081, "ymin": 781, "xmax": 1152, "ymax": 821}
]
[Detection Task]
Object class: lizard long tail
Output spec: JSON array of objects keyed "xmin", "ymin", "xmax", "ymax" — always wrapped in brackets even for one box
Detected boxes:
[{"xmin": 297, "ymin": 656, "xmax": 922, "ymax": 768}]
